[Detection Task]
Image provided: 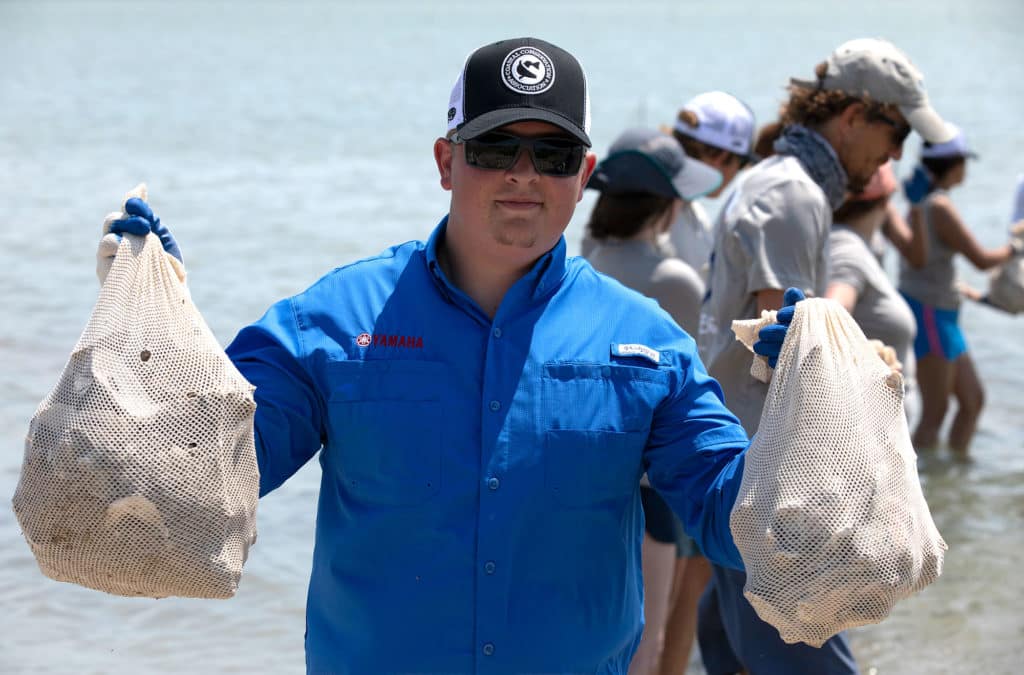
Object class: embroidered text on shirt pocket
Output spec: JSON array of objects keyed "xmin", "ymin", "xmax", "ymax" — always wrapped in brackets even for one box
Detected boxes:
[{"xmin": 326, "ymin": 360, "xmax": 443, "ymax": 506}]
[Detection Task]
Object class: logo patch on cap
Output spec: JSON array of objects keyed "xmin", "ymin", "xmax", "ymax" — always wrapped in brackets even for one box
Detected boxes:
[{"xmin": 501, "ymin": 46, "xmax": 555, "ymax": 95}]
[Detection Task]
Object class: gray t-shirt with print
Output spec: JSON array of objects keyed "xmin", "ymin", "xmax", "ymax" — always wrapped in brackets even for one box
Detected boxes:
[
  {"xmin": 586, "ymin": 238, "xmax": 704, "ymax": 334},
  {"xmin": 697, "ymin": 154, "xmax": 831, "ymax": 435}
]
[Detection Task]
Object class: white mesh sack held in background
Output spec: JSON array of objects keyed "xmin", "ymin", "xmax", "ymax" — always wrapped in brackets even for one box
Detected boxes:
[
  {"xmin": 12, "ymin": 190, "xmax": 259, "ymax": 599},
  {"xmin": 729, "ymin": 298, "xmax": 946, "ymax": 647},
  {"xmin": 986, "ymin": 248, "xmax": 1024, "ymax": 314}
]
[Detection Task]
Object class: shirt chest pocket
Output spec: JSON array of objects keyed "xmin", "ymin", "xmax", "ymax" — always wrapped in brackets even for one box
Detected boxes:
[
  {"xmin": 542, "ymin": 362, "xmax": 666, "ymax": 507},
  {"xmin": 326, "ymin": 360, "xmax": 444, "ymax": 506}
]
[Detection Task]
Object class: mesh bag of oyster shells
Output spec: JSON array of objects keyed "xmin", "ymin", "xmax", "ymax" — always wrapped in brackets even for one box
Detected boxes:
[
  {"xmin": 12, "ymin": 192, "xmax": 259, "ymax": 599},
  {"xmin": 729, "ymin": 298, "xmax": 947, "ymax": 646},
  {"xmin": 986, "ymin": 245, "xmax": 1024, "ymax": 314}
]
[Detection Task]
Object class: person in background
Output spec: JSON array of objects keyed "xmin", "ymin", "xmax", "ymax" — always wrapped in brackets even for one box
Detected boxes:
[
  {"xmin": 697, "ymin": 38, "xmax": 952, "ymax": 675},
  {"xmin": 655, "ymin": 90, "xmax": 758, "ymax": 675},
  {"xmin": 898, "ymin": 124, "xmax": 1024, "ymax": 454},
  {"xmin": 585, "ymin": 127, "xmax": 721, "ymax": 332},
  {"xmin": 582, "ymin": 127, "xmax": 723, "ymax": 675},
  {"xmin": 825, "ymin": 161, "xmax": 919, "ymax": 421},
  {"xmin": 99, "ymin": 37, "xmax": 763, "ymax": 673},
  {"xmin": 662, "ymin": 91, "xmax": 758, "ymax": 283}
]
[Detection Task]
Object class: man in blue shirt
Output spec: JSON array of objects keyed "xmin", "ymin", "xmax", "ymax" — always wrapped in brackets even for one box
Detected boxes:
[{"xmin": 105, "ymin": 37, "xmax": 753, "ymax": 674}]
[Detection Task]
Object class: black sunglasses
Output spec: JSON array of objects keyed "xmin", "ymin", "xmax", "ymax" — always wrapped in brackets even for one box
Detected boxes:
[
  {"xmin": 453, "ymin": 131, "xmax": 586, "ymax": 177},
  {"xmin": 868, "ymin": 110, "xmax": 912, "ymax": 146}
]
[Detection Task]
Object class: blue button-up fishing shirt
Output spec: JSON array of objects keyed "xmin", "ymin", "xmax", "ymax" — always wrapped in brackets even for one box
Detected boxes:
[{"xmin": 225, "ymin": 217, "xmax": 749, "ymax": 674}]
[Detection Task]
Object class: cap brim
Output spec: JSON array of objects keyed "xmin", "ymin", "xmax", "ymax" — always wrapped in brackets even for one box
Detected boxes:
[
  {"xmin": 673, "ymin": 157, "xmax": 722, "ymax": 200},
  {"xmin": 902, "ymin": 104, "xmax": 955, "ymax": 144},
  {"xmin": 456, "ymin": 108, "xmax": 591, "ymax": 146}
]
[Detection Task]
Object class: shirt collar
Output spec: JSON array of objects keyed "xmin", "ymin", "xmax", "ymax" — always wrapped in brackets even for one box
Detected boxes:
[{"xmin": 424, "ymin": 215, "xmax": 568, "ymax": 311}]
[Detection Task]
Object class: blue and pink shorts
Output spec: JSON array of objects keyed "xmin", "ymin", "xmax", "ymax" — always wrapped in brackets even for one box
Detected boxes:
[{"xmin": 901, "ymin": 292, "xmax": 967, "ymax": 361}]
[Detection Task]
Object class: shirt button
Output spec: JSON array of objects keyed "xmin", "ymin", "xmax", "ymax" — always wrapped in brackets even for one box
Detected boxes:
[
  {"xmin": 489, "ymin": 400, "xmax": 501, "ymax": 412},
  {"xmin": 484, "ymin": 561, "xmax": 496, "ymax": 575},
  {"xmin": 487, "ymin": 477, "xmax": 500, "ymax": 491},
  {"xmin": 601, "ymin": 365, "xmax": 611, "ymax": 377},
  {"xmin": 493, "ymin": 327, "xmax": 502, "ymax": 338},
  {"xmin": 482, "ymin": 643, "xmax": 495, "ymax": 656}
]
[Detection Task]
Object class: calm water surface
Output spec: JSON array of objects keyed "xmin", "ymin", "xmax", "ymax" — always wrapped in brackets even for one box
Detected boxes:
[{"xmin": 2, "ymin": 1, "xmax": 1022, "ymax": 673}]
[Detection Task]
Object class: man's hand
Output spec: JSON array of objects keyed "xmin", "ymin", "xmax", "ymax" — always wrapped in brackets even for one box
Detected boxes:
[
  {"xmin": 109, "ymin": 198, "xmax": 183, "ymax": 262},
  {"xmin": 97, "ymin": 189, "xmax": 186, "ymax": 284},
  {"xmin": 753, "ymin": 287, "xmax": 805, "ymax": 369}
]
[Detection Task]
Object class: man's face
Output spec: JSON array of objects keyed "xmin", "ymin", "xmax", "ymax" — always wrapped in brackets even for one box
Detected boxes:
[
  {"xmin": 838, "ymin": 105, "xmax": 910, "ymax": 193},
  {"xmin": 434, "ymin": 120, "xmax": 597, "ymax": 270}
]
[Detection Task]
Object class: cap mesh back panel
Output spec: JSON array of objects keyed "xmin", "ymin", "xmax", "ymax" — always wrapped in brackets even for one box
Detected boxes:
[
  {"xmin": 13, "ymin": 233, "xmax": 259, "ymax": 599},
  {"xmin": 729, "ymin": 298, "xmax": 946, "ymax": 646}
]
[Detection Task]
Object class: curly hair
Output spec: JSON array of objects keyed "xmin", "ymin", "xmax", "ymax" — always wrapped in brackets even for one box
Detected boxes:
[{"xmin": 756, "ymin": 62, "xmax": 904, "ymax": 158}]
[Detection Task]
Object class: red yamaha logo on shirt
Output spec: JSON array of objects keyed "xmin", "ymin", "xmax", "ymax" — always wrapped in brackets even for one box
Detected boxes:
[{"xmin": 355, "ymin": 332, "xmax": 424, "ymax": 349}]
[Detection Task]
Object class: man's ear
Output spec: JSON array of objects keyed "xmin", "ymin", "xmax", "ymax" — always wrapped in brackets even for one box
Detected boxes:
[
  {"xmin": 576, "ymin": 152, "xmax": 598, "ymax": 203},
  {"xmin": 840, "ymin": 101, "xmax": 867, "ymax": 134},
  {"xmin": 434, "ymin": 138, "xmax": 454, "ymax": 191}
]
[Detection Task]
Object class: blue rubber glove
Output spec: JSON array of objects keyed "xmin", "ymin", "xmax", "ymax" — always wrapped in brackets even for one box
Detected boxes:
[
  {"xmin": 902, "ymin": 165, "xmax": 933, "ymax": 206},
  {"xmin": 753, "ymin": 287, "xmax": 806, "ymax": 369},
  {"xmin": 108, "ymin": 197, "xmax": 183, "ymax": 263}
]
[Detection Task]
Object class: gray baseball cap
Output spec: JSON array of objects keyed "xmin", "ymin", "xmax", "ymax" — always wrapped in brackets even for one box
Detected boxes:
[
  {"xmin": 587, "ymin": 128, "xmax": 722, "ymax": 200},
  {"xmin": 791, "ymin": 38, "xmax": 954, "ymax": 144}
]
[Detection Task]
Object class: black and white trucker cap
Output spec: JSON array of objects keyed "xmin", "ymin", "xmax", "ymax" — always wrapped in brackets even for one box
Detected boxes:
[{"xmin": 446, "ymin": 37, "xmax": 592, "ymax": 147}]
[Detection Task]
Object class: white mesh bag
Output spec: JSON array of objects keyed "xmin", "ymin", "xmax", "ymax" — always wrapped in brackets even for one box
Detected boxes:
[
  {"xmin": 986, "ymin": 247, "xmax": 1024, "ymax": 314},
  {"xmin": 729, "ymin": 298, "xmax": 946, "ymax": 646},
  {"xmin": 12, "ymin": 192, "xmax": 259, "ymax": 599}
]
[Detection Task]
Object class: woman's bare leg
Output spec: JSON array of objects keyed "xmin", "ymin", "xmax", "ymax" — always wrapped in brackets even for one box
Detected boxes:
[
  {"xmin": 948, "ymin": 352, "xmax": 984, "ymax": 453},
  {"xmin": 913, "ymin": 354, "xmax": 955, "ymax": 449}
]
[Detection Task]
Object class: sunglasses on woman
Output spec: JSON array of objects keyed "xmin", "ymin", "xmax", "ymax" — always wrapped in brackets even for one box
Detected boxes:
[{"xmin": 451, "ymin": 131, "xmax": 586, "ymax": 177}]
